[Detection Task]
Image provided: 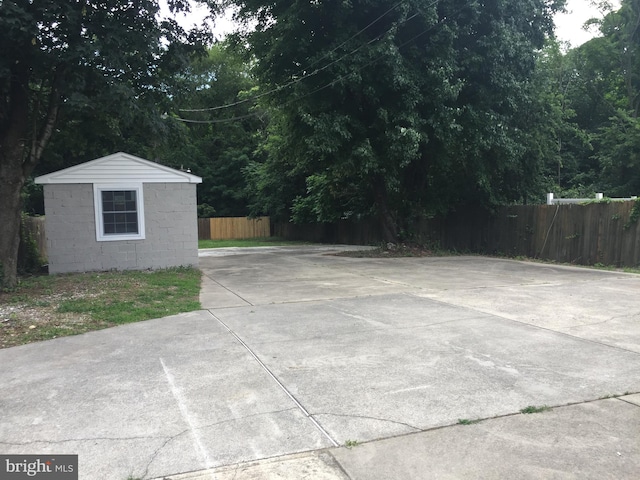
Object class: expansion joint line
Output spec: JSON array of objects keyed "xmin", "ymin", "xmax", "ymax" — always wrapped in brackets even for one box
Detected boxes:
[
  {"xmin": 204, "ymin": 273, "xmax": 254, "ymax": 306},
  {"xmin": 210, "ymin": 312, "xmax": 339, "ymax": 447}
]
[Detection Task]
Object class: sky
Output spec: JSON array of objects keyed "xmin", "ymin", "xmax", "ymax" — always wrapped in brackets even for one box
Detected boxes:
[
  {"xmin": 554, "ymin": 0, "xmax": 621, "ymax": 48},
  {"xmin": 161, "ymin": 0, "xmax": 622, "ymax": 48}
]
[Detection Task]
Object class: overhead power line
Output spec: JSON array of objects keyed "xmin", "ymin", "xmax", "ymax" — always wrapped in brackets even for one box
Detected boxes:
[
  {"xmin": 172, "ymin": 0, "xmax": 448, "ymax": 124},
  {"xmin": 168, "ymin": 112, "xmax": 259, "ymax": 124},
  {"xmin": 177, "ymin": 0, "xmax": 431, "ymax": 114},
  {"xmin": 179, "ymin": 0, "xmax": 410, "ymax": 113}
]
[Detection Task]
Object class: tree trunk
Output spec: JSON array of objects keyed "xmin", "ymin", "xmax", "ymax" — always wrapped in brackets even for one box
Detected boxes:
[
  {"xmin": 373, "ymin": 175, "xmax": 398, "ymax": 243},
  {"xmin": 0, "ymin": 163, "xmax": 24, "ymax": 289},
  {"xmin": 0, "ymin": 98, "xmax": 29, "ymax": 289},
  {"xmin": 0, "ymin": 61, "xmax": 60, "ymax": 288},
  {"xmin": 0, "ymin": 60, "xmax": 30, "ymax": 289}
]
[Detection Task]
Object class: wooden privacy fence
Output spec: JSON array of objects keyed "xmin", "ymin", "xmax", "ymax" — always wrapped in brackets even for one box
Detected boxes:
[
  {"xmin": 420, "ymin": 202, "xmax": 640, "ymax": 267},
  {"xmin": 22, "ymin": 205, "xmax": 640, "ymax": 266},
  {"xmin": 274, "ymin": 201, "xmax": 640, "ymax": 267},
  {"xmin": 198, "ymin": 216, "xmax": 271, "ymax": 240},
  {"xmin": 273, "ymin": 218, "xmax": 381, "ymax": 245}
]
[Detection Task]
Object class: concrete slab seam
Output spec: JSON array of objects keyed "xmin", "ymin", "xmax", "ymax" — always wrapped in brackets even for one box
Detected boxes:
[
  {"xmin": 408, "ymin": 292, "xmax": 640, "ymax": 357},
  {"xmin": 318, "ymin": 394, "xmax": 640, "ymax": 453},
  {"xmin": 322, "ymin": 450, "xmax": 356, "ymax": 480},
  {"xmin": 207, "ymin": 310, "xmax": 340, "ymax": 447},
  {"xmin": 153, "ymin": 395, "xmax": 640, "ymax": 480},
  {"xmin": 155, "ymin": 449, "xmax": 355, "ymax": 480},
  {"xmin": 498, "ymin": 315, "xmax": 640, "ymax": 356},
  {"xmin": 249, "ymin": 292, "xmax": 424, "ymax": 308},
  {"xmin": 202, "ymin": 272, "xmax": 255, "ymax": 306},
  {"xmin": 616, "ymin": 396, "xmax": 640, "ymax": 408},
  {"xmin": 282, "ymin": 255, "xmax": 412, "ymax": 289},
  {"xmin": 160, "ymin": 357, "xmax": 215, "ymax": 469},
  {"xmin": 527, "ymin": 393, "xmax": 640, "ymax": 412},
  {"xmin": 328, "ymin": 304, "xmax": 491, "ymax": 333},
  {"xmin": 503, "ymin": 257, "xmax": 640, "ymax": 276},
  {"xmin": 140, "ymin": 407, "xmax": 303, "ymax": 477},
  {"xmin": 319, "ymin": 259, "xmax": 556, "ymax": 292},
  {"xmin": 215, "ymin": 294, "xmax": 380, "ymax": 308}
]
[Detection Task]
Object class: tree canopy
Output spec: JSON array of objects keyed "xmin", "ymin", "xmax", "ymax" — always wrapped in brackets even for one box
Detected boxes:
[
  {"xmin": 5, "ymin": 0, "xmax": 640, "ymax": 287},
  {"xmin": 226, "ymin": 0, "xmax": 564, "ymax": 240},
  {"xmin": 0, "ymin": 0, "xmax": 210, "ymax": 288},
  {"xmin": 535, "ymin": 0, "xmax": 640, "ymax": 197},
  {"xmin": 163, "ymin": 42, "xmax": 266, "ymax": 217}
]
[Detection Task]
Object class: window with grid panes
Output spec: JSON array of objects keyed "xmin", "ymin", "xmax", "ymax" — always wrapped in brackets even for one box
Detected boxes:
[
  {"xmin": 101, "ymin": 190, "xmax": 139, "ymax": 234},
  {"xmin": 93, "ymin": 184, "xmax": 145, "ymax": 241}
]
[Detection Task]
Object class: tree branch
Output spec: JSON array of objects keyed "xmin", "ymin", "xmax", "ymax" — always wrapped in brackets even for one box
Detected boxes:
[{"xmin": 25, "ymin": 66, "xmax": 64, "ymax": 176}]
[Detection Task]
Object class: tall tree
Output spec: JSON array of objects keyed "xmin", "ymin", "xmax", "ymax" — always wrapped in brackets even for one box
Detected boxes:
[
  {"xmin": 230, "ymin": 0, "xmax": 564, "ymax": 240},
  {"xmin": 552, "ymin": 0, "xmax": 640, "ymax": 197},
  {"xmin": 530, "ymin": 40, "xmax": 592, "ymax": 197},
  {"xmin": 165, "ymin": 42, "xmax": 267, "ymax": 217},
  {"xmin": 0, "ymin": 0, "xmax": 209, "ymax": 288},
  {"xmin": 591, "ymin": 0, "xmax": 640, "ymax": 195}
]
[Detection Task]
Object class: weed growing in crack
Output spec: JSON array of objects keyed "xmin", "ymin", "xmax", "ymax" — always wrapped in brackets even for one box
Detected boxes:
[
  {"xmin": 458, "ymin": 418, "xmax": 480, "ymax": 425},
  {"xmin": 600, "ymin": 391, "xmax": 634, "ymax": 399},
  {"xmin": 345, "ymin": 439, "xmax": 360, "ymax": 448},
  {"xmin": 520, "ymin": 405, "xmax": 550, "ymax": 414}
]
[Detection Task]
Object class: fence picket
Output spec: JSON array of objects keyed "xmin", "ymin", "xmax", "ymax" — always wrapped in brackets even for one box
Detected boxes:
[
  {"xmin": 198, "ymin": 216, "xmax": 271, "ymax": 240},
  {"xmin": 273, "ymin": 202, "xmax": 640, "ymax": 268}
]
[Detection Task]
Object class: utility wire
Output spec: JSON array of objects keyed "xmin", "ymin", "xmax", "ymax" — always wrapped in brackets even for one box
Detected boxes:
[
  {"xmin": 179, "ymin": 0, "xmax": 409, "ymax": 113},
  {"xmin": 178, "ymin": 23, "xmax": 397, "ymax": 115},
  {"xmin": 302, "ymin": 0, "xmax": 411, "ymax": 74},
  {"xmin": 280, "ymin": 13, "xmax": 442, "ymax": 109},
  {"xmin": 171, "ymin": 0, "xmax": 449, "ymax": 124},
  {"xmin": 178, "ymin": 0, "xmax": 433, "ymax": 114},
  {"xmin": 170, "ymin": 112, "xmax": 259, "ymax": 124}
]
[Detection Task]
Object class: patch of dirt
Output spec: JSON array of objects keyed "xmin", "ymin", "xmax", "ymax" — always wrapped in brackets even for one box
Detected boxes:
[
  {"xmin": 0, "ymin": 278, "xmax": 95, "ymax": 349},
  {"xmin": 334, "ymin": 243, "xmax": 438, "ymax": 258},
  {"xmin": 1, "ymin": 268, "xmax": 200, "ymax": 349}
]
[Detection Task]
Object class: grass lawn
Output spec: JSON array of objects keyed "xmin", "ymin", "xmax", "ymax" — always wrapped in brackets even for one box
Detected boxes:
[
  {"xmin": 198, "ymin": 237, "xmax": 310, "ymax": 248},
  {"xmin": 0, "ymin": 267, "xmax": 201, "ymax": 349}
]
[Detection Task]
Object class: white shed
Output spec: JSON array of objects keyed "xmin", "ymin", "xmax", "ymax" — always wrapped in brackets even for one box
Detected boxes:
[{"xmin": 34, "ymin": 152, "xmax": 202, "ymax": 274}]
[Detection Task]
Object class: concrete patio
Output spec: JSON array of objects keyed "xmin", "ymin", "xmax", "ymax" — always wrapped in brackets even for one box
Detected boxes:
[{"xmin": 1, "ymin": 246, "xmax": 639, "ymax": 479}]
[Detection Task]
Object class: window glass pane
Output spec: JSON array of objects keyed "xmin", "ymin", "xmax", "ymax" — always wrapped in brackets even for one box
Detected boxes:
[
  {"xmin": 103, "ymin": 212, "xmax": 116, "ymax": 233},
  {"xmin": 125, "ymin": 213, "xmax": 138, "ymax": 232},
  {"xmin": 101, "ymin": 190, "xmax": 138, "ymax": 236},
  {"xmin": 113, "ymin": 212, "xmax": 124, "ymax": 223},
  {"xmin": 102, "ymin": 191, "xmax": 114, "ymax": 211}
]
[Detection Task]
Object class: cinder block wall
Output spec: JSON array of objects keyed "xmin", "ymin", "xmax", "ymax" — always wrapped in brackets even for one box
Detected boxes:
[{"xmin": 44, "ymin": 183, "xmax": 199, "ymax": 274}]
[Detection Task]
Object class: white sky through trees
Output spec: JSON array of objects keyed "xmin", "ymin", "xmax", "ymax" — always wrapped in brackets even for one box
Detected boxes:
[
  {"xmin": 554, "ymin": 0, "xmax": 621, "ymax": 48},
  {"xmin": 160, "ymin": 0, "xmax": 622, "ymax": 47}
]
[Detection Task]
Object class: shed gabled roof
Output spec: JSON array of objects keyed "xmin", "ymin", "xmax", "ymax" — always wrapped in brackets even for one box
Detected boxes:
[{"xmin": 34, "ymin": 152, "xmax": 202, "ymax": 184}]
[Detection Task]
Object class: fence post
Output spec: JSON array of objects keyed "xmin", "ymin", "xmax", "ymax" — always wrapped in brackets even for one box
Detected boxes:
[
  {"xmin": 546, "ymin": 193, "xmax": 554, "ymax": 205},
  {"xmin": 595, "ymin": 193, "xmax": 604, "ymax": 201}
]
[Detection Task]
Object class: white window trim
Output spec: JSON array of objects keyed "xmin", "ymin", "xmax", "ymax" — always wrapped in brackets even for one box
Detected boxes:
[{"xmin": 93, "ymin": 183, "xmax": 146, "ymax": 241}]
